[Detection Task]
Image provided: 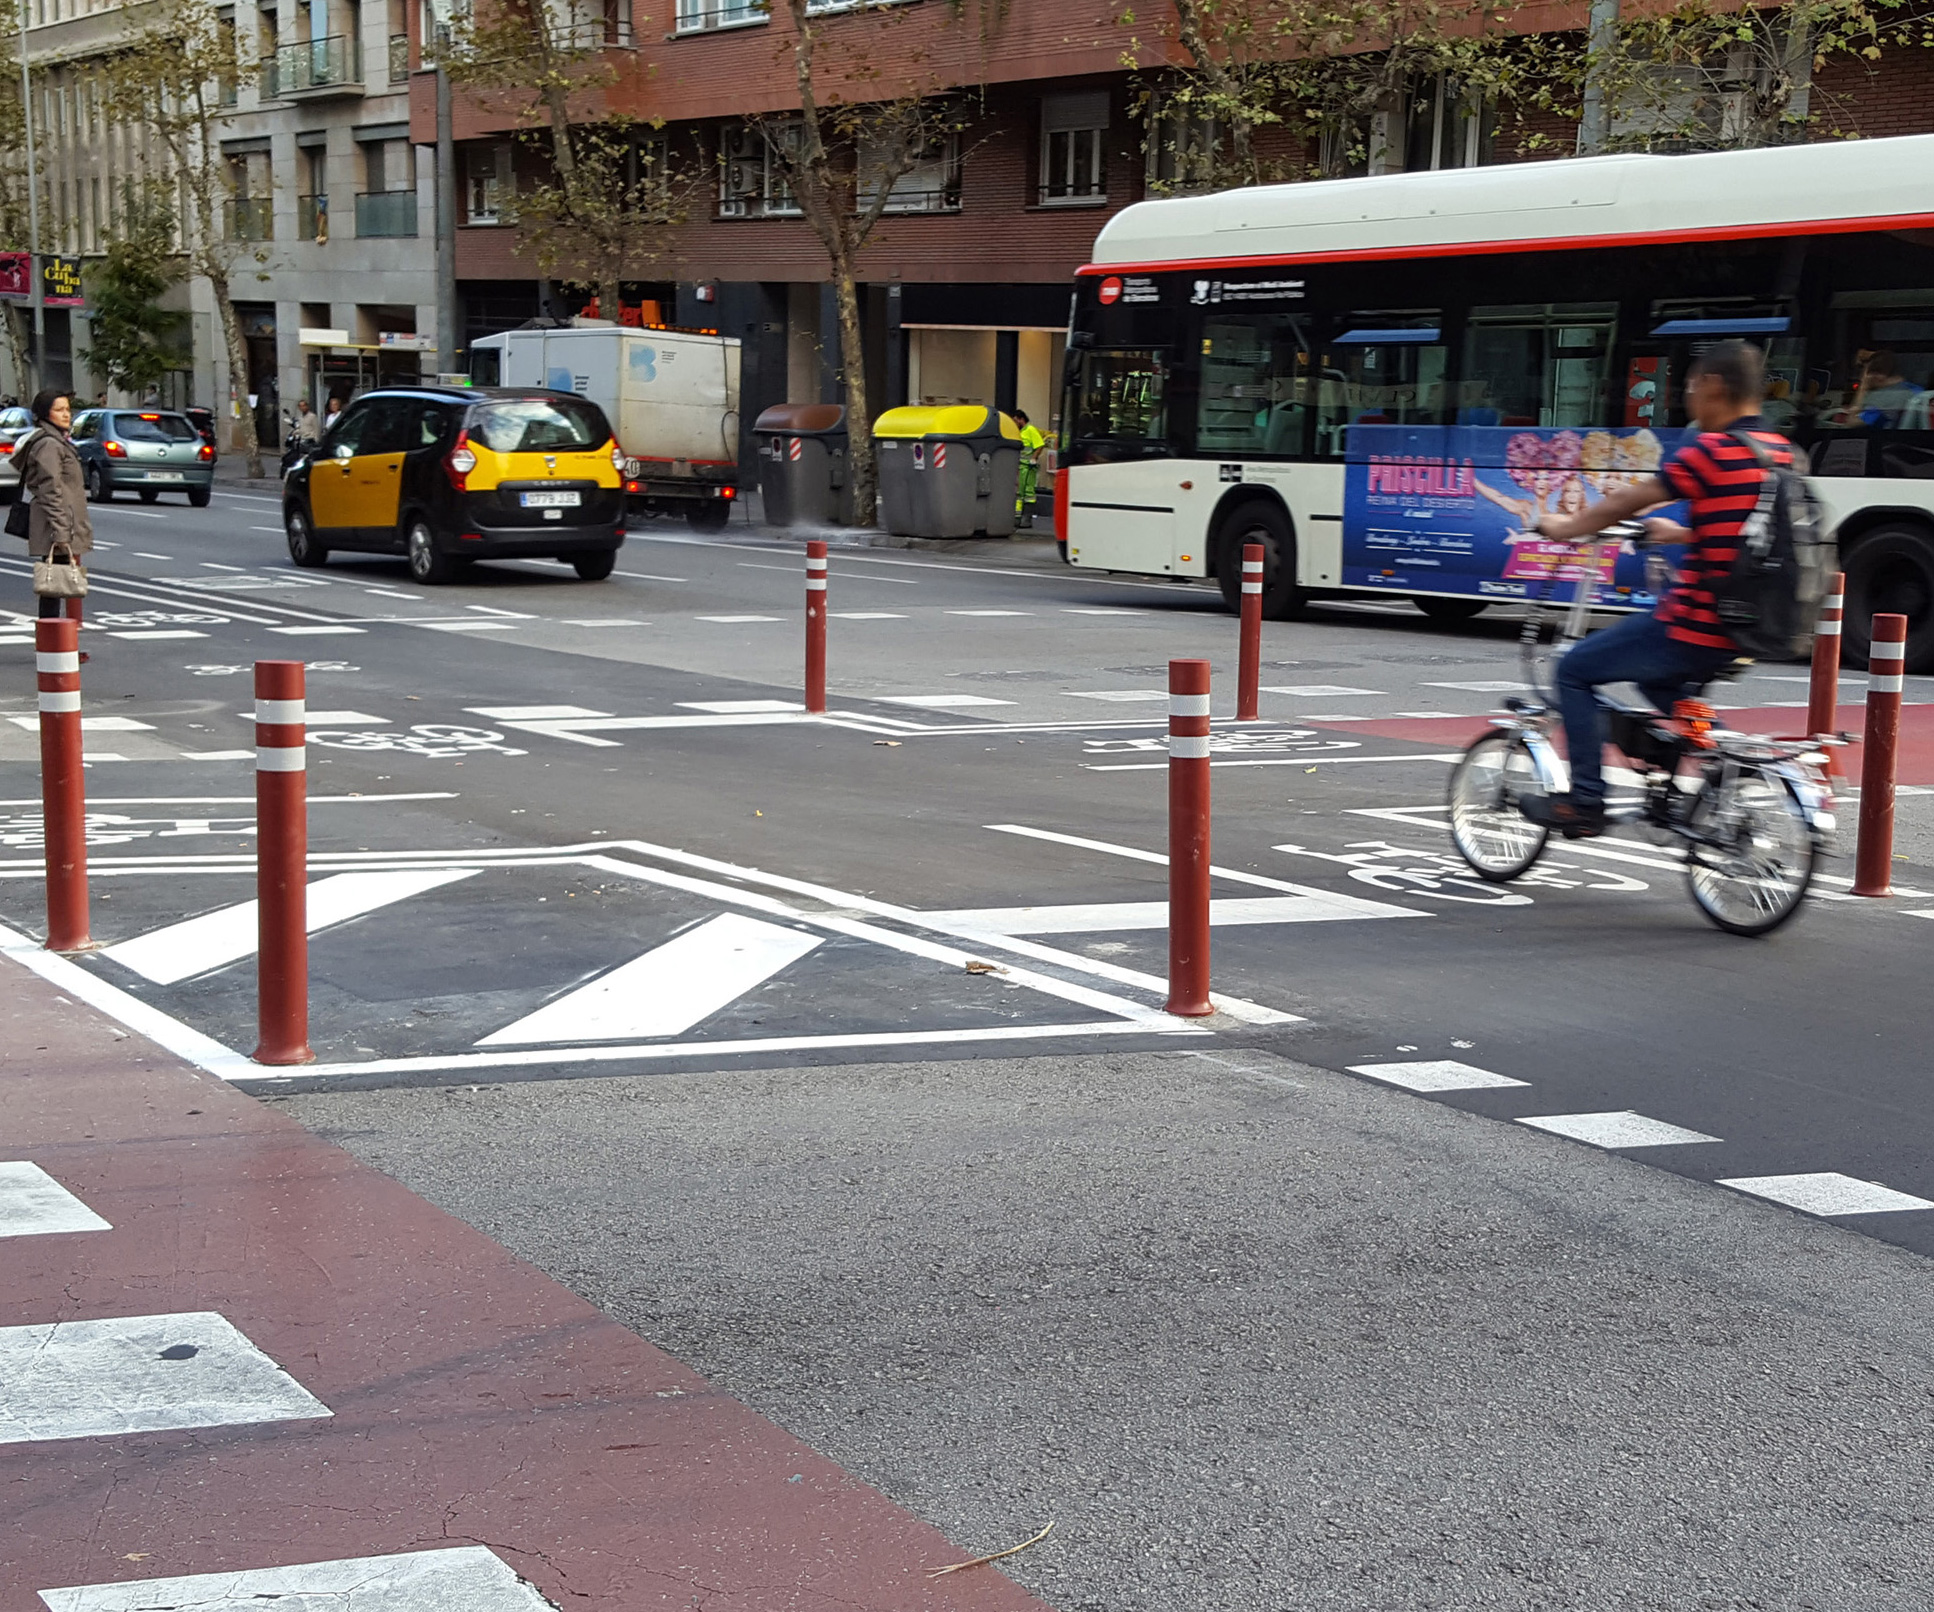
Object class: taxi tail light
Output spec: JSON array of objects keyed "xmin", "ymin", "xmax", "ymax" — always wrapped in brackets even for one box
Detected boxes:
[
  {"xmin": 196, "ymin": 443, "xmax": 215, "ymax": 462},
  {"xmin": 444, "ymin": 430, "xmax": 476, "ymax": 492},
  {"xmin": 609, "ymin": 440, "xmax": 625, "ymax": 473},
  {"xmin": 103, "ymin": 440, "xmax": 126, "ymax": 458}
]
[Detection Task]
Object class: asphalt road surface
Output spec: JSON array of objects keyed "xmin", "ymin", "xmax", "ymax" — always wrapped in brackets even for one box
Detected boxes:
[{"xmin": 5, "ymin": 487, "xmax": 1934, "ymax": 1606}]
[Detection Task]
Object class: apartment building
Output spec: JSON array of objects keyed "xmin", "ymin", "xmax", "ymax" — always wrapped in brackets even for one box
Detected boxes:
[{"xmin": 18, "ymin": 0, "xmax": 437, "ymax": 445}]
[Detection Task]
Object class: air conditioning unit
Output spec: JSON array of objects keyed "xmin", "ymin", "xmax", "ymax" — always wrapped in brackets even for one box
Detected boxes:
[
  {"xmin": 726, "ymin": 161, "xmax": 756, "ymax": 192},
  {"xmin": 718, "ymin": 197, "xmax": 748, "ymax": 217}
]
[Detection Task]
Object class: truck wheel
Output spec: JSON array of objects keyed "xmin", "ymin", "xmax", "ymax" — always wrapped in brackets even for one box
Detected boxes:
[
  {"xmin": 572, "ymin": 550, "xmax": 617, "ymax": 581},
  {"xmin": 1414, "ymin": 596, "xmax": 1488, "ymax": 624},
  {"xmin": 686, "ymin": 501, "xmax": 731, "ymax": 532},
  {"xmin": 1214, "ymin": 501, "xmax": 1305, "ymax": 620},
  {"xmin": 1845, "ymin": 523, "xmax": 1934, "ymax": 673}
]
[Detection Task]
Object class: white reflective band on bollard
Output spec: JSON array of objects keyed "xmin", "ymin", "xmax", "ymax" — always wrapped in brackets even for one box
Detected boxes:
[
  {"xmin": 38, "ymin": 689, "xmax": 80, "ymax": 713},
  {"xmin": 256, "ymin": 698, "xmax": 306, "ymax": 724},
  {"xmin": 1871, "ymin": 674, "xmax": 1905, "ymax": 694},
  {"xmin": 806, "ymin": 578, "xmax": 827, "ymax": 591},
  {"xmin": 1168, "ymin": 734, "xmax": 1213, "ymax": 759},
  {"xmin": 1170, "ymin": 693, "xmax": 1212, "ymax": 718},
  {"xmin": 1870, "ymin": 642, "xmax": 1906, "ymax": 660},
  {"xmin": 1242, "ymin": 560, "xmax": 1264, "ymax": 574},
  {"xmin": 36, "ymin": 651, "xmax": 79, "ymax": 675},
  {"xmin": 1824, "ymin": 594, "xmax": 1844, "ymax": 609},
  {"xmin": 1816, "ymin": 619, "xmax": 1841, "ymax": 635},
  {"xmin": 257, "ymin": 745, "xmax": 307, "ymax": 772},
  {"xmin": 1241, "ymin": 582, "xmax": 1263, "ymax": 594}
]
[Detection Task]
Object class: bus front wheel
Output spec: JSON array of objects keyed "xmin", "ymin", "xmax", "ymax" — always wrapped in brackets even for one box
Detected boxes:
[
  {"xmin": 1414, "ymin": 596, "xmax": 1489, "ymax": 624},
  {"xmin": 1215, "ymin": 502, "xmax": 1306, "ymax": 621},
  {"xmin": 1845, "ymin": 524, "xmax": 1934, "ymax": 674}
]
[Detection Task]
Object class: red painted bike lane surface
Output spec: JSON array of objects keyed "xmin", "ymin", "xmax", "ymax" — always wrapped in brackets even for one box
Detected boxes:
[{"xmin": 0, "ymin": 955, "xmax": 1049, "ymax": 1612}]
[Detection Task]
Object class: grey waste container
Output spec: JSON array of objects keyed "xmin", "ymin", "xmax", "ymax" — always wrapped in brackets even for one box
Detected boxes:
[
  {"xmin": 753, "ymin": 404, "xmax": 849, "ymax": 527},
  {"xmin": 873, "ymin": 405, "xmax": 1024, "ymax": 538}
]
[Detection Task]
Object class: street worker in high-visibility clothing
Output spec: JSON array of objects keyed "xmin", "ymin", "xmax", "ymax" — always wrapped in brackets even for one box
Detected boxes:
[{"xmin": 1011, "ymin": 409, "xmax": 1046, "ymax": 528}]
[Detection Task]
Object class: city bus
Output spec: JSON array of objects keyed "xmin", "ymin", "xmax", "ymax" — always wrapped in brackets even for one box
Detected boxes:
[{"xmin": 1057, "ymin": 133, "xmax": 1934, "ymax": 669}]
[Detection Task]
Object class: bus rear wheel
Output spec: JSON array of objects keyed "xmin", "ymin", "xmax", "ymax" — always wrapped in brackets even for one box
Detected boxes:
[
  {"xmin": 1845, "ymin": 524, "xmax": 1934, "ymax": 674},
  {"xmin": 1215, "ymin": 501, "xmax": 1306, "ymax": 621},
  {"xmin": 1414, "ymin": 596, "xmax": 1489, "ymax": 624}
]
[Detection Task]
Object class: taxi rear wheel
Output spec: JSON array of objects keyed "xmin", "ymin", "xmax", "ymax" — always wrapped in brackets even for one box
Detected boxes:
[
  {"xmin": 572, "ymin": 550, "xmax": 617, "ymax": 581},
  {"xmin": 407, "ymin": 519, "xmax": 460, "ymax": 585}
]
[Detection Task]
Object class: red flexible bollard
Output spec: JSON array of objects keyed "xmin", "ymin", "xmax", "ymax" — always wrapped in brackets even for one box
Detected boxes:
[
  {"xmin": 36, "ymin": 616, "xmax": 91, "ymax": 952},
  {"xmin": 1167, "ymin": 658, "xmax": 1213, "ymax": 1017},
  {"xmin": 1851, "ymin": 612, "xmax": 1906, "ymax": 899},
  {"xmin": 805, "ymin": 539, "xmax": 827, "ymax": 715},
  {"xmin": 252, "ymin": 660, "xmax": 313, "ymax": 1064},
  {"xmin": 1236, "ymin": 541, "xmax": 1263, "ymax": 722},
  {"xmin": 1806, "ymin": 570, "xmax": 1844, "ymax": 744}
]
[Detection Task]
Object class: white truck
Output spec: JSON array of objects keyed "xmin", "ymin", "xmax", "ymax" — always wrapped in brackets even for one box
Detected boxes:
[{"xmin": 472, "ymin": 322, "xmax": 741, "ymax": 530}]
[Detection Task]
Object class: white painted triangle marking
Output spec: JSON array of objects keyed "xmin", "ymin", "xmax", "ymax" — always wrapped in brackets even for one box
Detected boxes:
[
  {"xmin": 102, "ymin": 869, "xmax": 479, "ymax": 985},
  {"xmin": 477, "ymin": 912, "xmax": 822, "ymax": 1046},
  {"xmin": 925, "ymin": 894, "xmax": 1420, "ymax": 933}
]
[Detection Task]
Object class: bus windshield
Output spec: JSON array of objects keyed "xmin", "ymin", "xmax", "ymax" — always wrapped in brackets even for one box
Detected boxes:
[{"xmin": 1071, "ymin": 348, "xmax": 1168, "ymax": 446}]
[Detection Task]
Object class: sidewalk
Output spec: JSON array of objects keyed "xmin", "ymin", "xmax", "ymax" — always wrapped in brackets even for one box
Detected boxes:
[{"xmin": 0, "ymin": 951, "xmax": 1049, "ymax": 1612}]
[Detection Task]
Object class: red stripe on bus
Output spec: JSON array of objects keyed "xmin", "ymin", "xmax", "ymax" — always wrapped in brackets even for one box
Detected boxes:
[{"xmin": 1075, "ymin": 211, "xmax": 1934, "ymax": 277}]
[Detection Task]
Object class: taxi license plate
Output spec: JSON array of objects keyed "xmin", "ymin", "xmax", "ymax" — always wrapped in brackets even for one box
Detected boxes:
[{"xmin": 520, "ymin": 490, "xmax": 581, "ymax": 508}]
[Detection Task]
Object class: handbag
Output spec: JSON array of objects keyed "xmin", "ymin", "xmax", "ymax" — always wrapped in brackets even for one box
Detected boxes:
[
  {"xmin": 33, "ymin": 540, "xmax": 87, "ymax": 598},
  {"xmin": 4, "ymin": 494, "xmax": 27, "ymax": 540}
]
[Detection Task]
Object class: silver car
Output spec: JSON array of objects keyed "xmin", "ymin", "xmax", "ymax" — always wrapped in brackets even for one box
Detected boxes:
[
  {"xmin": 0, "ymin": 405, "xmax": 31, "ymax": 497},
  {"xmin": 72, "ymin": 409, "xmax": 216, "ymax": 507}
]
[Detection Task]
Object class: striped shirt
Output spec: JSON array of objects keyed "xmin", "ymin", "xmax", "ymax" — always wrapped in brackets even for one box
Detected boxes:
[{"xmin": 1654, "ymin": 417, "xmax": 1793, "ymax": 650}]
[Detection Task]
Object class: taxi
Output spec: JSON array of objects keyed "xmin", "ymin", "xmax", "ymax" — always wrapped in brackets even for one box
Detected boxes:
[{"xmin": 282, "ymin": 385, "xmax": 627, "ymax": 584}]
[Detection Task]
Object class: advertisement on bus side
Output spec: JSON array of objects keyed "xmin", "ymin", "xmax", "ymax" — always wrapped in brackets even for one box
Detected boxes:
[{"xmin": 1342, "ymin": 424, "xmax": 1683, "ymax": 606}]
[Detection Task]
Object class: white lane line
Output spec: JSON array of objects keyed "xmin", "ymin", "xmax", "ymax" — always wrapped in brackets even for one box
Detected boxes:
[
  {"xmin": 249, "ymin": 525, "xmax": 283, "ymax": 533},
  {"xmin": 1064, "ymin": 690, "xmax": 1167, "ymax": 703},
  {"xmin": 211, "ymin": 491, "xmax": 283, "ymax": 504},
  {"xmin": 39, "ymin": 1547, "xmax": 556, "ymax": 1612},
  {"xmin": 102, "ymin": 869, "xmax": 477, "ymax": 985},
  {"xmin": 696, "ymin": 614, "xmax": 783, "ymax": 623},
  {"xmin": 466, "ymin": 604, "xmax": 535, "ymax": 617},
  {"xmin": 263, "ymin": 710, "xmax": 383, "ymax": 725},
  {"xmin": 559, "ymin": 618, "xmax": 649, "ymax": 627},
  {"xmin": 676, "ymin": 699, "xmax": 803, "ymax": 714},
  {"xmin": 1348, "ymin": 1060, "xmax": 1528, "ymax": 1092},
  {"xmin": 830, "ymin": 611, "xmax": 907, "ymax": 620},
  {"xmin": 877, "ymin": 694, "xmax": 1014, "ymax": 708},
  {"xmin": 1087, "ymin": 753, "xmax": 1464, "ymax": 771},
  {"xmin": 466, "ymin": 704, "xmax": 614, "ymax": 721},
  {"xmin": 1261, "ymin": 685, "xmax": 1383, "ymax": 697},
  {"xmin": 479, "ymin": 913, "xmax": 824, "ymax": 1046},
  {"xmin": 946, "ymin": 609, "xmax": 1032, "ymax": 617},
  {"xmin": 1718, "ymin": 1173, "xmax": 1934, "ymax": 1216},
  {"xmin": 199, "ymin": 562, "xmax": 245, "ymax": 571},
  {"xmin": 0, "ymin": 1162, "xmax": 111, "ymax": 1237},
  {"xmin": 365, "ymin": 588, "xmax": 417, "ymax": 599},
  {"xmin": 98, "ymin": 508, "xmax": 169, "ymax": 519},
  {"xmin": 419, "ymin": 620, "xmax": 520, "ymax": 633},
  {"xmin": 0, "ymin": 1311, "xmax": 331, "ymax": 1443},
  {"xmin": 177, "ymin": 749, "xmax": 255, "ymax": 761},
  {"xmin": 269, "ymin": 624, "xmax": 365, "ymax": 636},
  {"xmin": 0, "ymin": 792, "xmax": 457, "ymax": 807},
  {"xmin": 739, "ymin": 561, "xmax": 919, "ymax": 584},
  {"xmin": 7, "ymin": 716, "xmax": 155, "ymax": 732},
  {"xmin": 107, "ymin": 630, "xmax": 208, "ymax": 640},
  {"xmin": 1517, "ymin": 1111, "xmax": 1720, "ymax": 1148},
  {"xmin": 927, "ymin": 894, "xmax": 1417, "ymax": 932},
  {"xmin": 1063, "ymin": 607, "xmax": 1150, "ymax": 615},
  {"xmin": 983, "ymin": 824, "xmax": 1428, "ymax": 914},
  {"xmin": 134, "ymin": 551, "xmax": 170, "ymax": 559},
  {"xmin": 1424, "ymin": 680, "xmax": 1531, "ymax": 693},
  {"xmin": 615, "ymin": 571, "xmax": 687, "ymax": 582}
]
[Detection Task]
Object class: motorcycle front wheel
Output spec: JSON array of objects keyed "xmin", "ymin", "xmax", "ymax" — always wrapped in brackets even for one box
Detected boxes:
[
  {"xmin": 1684, "ymin": 768, "xmax": 1817, "ymax": 936},
  {"xmin": 1447, "ymin": 730, "xmax": 1550, "ymax": 882}
]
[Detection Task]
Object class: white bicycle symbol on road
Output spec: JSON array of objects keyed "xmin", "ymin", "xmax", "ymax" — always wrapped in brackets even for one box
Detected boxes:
[
  {"xmin": 307, "ymin": 724, "xmax": 527, "ymax": 759},
  {"xmin": 1087, "ymin": 728, "xmax": 1359, "ymax": 756},
  {"xmin": 1274, "ymin": 839, "xmax": 1649, "ymax": 905}
]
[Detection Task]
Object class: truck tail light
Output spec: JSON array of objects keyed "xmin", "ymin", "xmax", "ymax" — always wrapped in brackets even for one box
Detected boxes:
[
  {"xmin": 104, "ymin": 440, "xmax": 126, "ymax": 458},
  {"xmin": 445, "ymin": 430, "xmax": 476, "ymax": 491},
  {"xmin": 721, "ymin": 485, "xmax": 735, "ymax": 500}
]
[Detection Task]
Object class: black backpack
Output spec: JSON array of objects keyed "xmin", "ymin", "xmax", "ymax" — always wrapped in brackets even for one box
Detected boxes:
[{"xmin": 1711, "ymin": 431, "xmax": 1830, "ymax": 661}]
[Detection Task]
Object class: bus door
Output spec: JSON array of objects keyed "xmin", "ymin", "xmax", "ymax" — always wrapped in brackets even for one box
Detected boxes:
[{"xmin": 1065, "ymin": 346, "xmax": 1175, "ymax": 575}]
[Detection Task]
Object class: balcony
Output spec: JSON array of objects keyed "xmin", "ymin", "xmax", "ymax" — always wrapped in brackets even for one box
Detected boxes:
[
  {"xmin": 259, "ymin": 34, "xmax": 363, "ymax": 99},
  {"xmin": 226, "ymin": 197, "xmax": 274, "ymax": 242},
  {"xmin": 388, "ymin": 32, "xmax": 410, "ymax": 81},
  {"xmin": 297, "ymin": 193, "xmax": 329, "ymax": 242},
  {"xmin": 356, "ymin": 190, "xmax": 418, "ymax": 238}
]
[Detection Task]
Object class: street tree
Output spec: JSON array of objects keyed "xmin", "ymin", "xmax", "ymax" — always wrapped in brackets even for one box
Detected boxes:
[
  {"xmin": 441, "ymin": 0, "xmax": 685, "ymax": 321},
  {"xmin": 83, "ymin": 194, "xmax": 188, "ymax": 397},
  {"xmin": 756, "ymin": 0, "xmax": 978, "ymax": 526},
  {"xmin": 105, "ymin": 0, "xmax": 267, "ymax": 474},
  {"xmin": 0, "ymin": 0, "xmax": 39, "ymax": 392}
]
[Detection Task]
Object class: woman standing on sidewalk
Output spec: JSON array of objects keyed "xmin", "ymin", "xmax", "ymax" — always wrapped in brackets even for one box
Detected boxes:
[{"xmin": 11, "ymin": 389, "xmax": 91, "ymax": 638}]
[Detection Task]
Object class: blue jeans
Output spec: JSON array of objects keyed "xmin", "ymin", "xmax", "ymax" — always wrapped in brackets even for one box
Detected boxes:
[{"xmin": 1556, "ymin": 612, "xmax": 1735, "ymax": 803}]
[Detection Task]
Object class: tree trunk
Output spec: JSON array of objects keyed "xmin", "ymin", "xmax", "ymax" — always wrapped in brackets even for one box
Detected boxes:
[
  {"xmin": 214, "ymin": 282, "xmax": 263, "ymax": 479},
  {"xmin": 1, "ymin": 302, "xmax": 32, "ymax": 398},
  {"xmin": 831, "ymin": 251, "xmax": 872, "ymax": 527}
]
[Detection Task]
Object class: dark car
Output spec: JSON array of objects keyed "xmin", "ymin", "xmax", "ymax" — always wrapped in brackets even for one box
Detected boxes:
[
  {"xmin": 71, "ymin": 410, "xmax": 216, "ymax": 506},
  {"xmin": 184, "ymin": 407, "xmax": 218, "ymax": 450},
  {"xmin": 281, "ymin": 385, "xmax": 626, "ymax": 584}
]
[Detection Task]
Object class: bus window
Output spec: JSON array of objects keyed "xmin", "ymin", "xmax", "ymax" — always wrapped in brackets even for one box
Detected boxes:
[
  {"xmin": 1463, "ymin": 303, "xmax": 1617, "ymax": 428},
  {"xmin": 1072, "ymin": 348, "xmax": 1168, "ymax": 446},
  {"xmin": 1197, "ymin": 315, "xmax": 1314, "ymax": 457},
  {"xmin": 1315, "ymin": 313, "xmax": 1446, "ymax": 457},
  {"xmin": 1815, "ymin": 292, "xmax": 1934, "ymax": 431}
]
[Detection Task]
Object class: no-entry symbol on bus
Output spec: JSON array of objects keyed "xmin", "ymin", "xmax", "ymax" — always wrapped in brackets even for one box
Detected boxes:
[{"xmin": 1098, "ymin": 276, "xmax": 1124, "ymax": 306}]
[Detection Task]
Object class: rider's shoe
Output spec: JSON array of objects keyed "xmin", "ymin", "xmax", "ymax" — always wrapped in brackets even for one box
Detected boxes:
[{"xmin": 1523, "ymin": 791, "xmax": 1607, "ymax": 838}]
